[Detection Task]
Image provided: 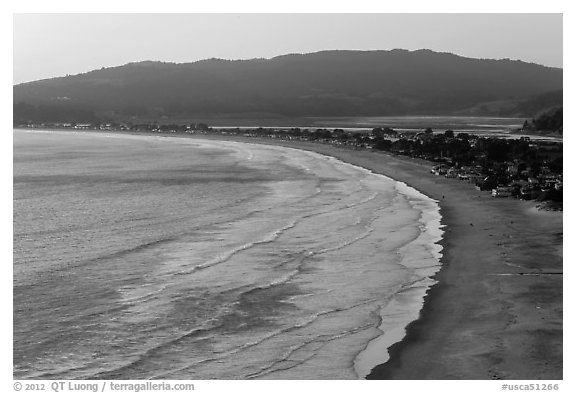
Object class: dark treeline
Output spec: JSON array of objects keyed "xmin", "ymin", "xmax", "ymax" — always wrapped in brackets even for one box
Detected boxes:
[{"xmin": 523, "ymin": 108, "xmax": 563, "ymax": 133}]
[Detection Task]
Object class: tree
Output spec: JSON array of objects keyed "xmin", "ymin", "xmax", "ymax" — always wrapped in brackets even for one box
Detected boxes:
[
  {"xmin": 332, "ymin": 129, "xmax": 346, "ymax": 138},
  {"xmin": 484, "ymin": 139, "xmax": 512, "ymax": 162},
  {"xmin": 371, "ymin": 127, "xmax": 384, "ymax": 138},
  {"xmin": 373, "ymin": 137, "xmax": 392, "ymax": 151},
  {"xmin": 523, "ymin": 120, "xmax": 530, "ymax": 130},
  {"xmin": 549, "ymin": 157, "xmax": 563, "ymax": 174}
]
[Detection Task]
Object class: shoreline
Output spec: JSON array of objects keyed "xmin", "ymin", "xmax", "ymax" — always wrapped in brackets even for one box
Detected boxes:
[
  {"xmin": 14, "ymin": 129, "xmax": 563, "ymax": 379},
  {"xmin": 205, "ymin": 134, "xmax": 563, "ymax": 379},
  {"xmin": 351, "ymin": 179, "xmax": 444, "ymax": 378}
]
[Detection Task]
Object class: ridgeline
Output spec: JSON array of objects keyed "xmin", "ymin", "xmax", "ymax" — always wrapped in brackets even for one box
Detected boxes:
[{"xmin": 14, "ymin": 49, "xmax": 562, "ymax": 124}]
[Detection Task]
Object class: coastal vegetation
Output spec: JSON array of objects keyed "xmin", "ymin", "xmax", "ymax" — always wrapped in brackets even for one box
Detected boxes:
[{"xmin": 522, "ymin": 108, "xmax": 563, "ymax": 134}]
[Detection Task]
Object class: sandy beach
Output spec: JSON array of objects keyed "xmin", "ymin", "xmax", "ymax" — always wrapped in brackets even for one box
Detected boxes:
[
  {"xmin": 21, "ymin": 129, "xmax": 563, "ymax": 380},
  {"xmin": 188, "ymin": 134, "xmax": 563, "ymax": 380}
]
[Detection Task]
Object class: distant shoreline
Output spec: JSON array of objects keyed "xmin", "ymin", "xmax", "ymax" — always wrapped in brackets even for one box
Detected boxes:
[{"xmin": 13, "ymin": 128, "xmax": 563, "ymax": 379}]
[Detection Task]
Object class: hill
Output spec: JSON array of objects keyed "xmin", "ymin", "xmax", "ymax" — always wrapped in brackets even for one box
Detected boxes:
[{"xmin": 13, "ymin": 49, "xmax": 563, "ymax": 123}]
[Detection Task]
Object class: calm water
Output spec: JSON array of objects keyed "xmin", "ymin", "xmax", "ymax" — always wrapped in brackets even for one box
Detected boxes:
[
  {"xmin": 13, "ymin": 130, "xmax": 442, "ymax": 379},
  {"xmin": 308, "ymin": 115, "xmax": 526, "ymax": 130}
]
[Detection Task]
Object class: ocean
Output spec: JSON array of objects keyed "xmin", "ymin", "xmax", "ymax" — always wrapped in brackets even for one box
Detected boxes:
[{"xmin": 13, "ymin": 129, "xmax": 443, "ymax": 380}]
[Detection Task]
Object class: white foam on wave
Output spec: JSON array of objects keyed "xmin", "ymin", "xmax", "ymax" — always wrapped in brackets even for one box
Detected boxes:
[
  {"xmin": 353, "ymin": 181, "xmax": 444, "ymax": 379},
  {"xmin": 186, "ymin": 138, "xmax": 445, "ymax": 380},
  {"xmin": 19, "ymin": 131, "xmax": 445, "ymax": 379}
]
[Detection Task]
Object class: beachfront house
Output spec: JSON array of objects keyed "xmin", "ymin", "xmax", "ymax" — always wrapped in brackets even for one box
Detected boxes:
[{"xmin": 492, "ymin": 186, "xmax": 515, "ymax": 198}]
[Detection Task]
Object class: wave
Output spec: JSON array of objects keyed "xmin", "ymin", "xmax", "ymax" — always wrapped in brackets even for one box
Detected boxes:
[
  {"xmin": 174, "ymin": 219, "xmax": 300, "ymax": 276},
  {"xmin": 15, "ymin": 134, "xmax": 446, "ymax": 380},
  {"xmin": 116, "ymin": 284, "xmax": 169, "ymax": 305},
  {"xmin": 350, "ymin": 182, "xmax": 444, "ymax": 379},
  {"xmin": 150, "ymin": 296, "xmax": 384, "ymax": 379},
  {"xmin": 245, "ymin": 319, "xmax": 377, "ymax": 379},
  {"xmin": 315, "ymin": 221, "xmax": 374, "ymax": 256}
]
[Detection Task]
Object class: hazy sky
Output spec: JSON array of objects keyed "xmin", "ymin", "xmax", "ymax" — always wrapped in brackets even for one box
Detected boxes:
[{"xmin": 13, "ymin": 13, "xmax": 563, "ymax": 84}]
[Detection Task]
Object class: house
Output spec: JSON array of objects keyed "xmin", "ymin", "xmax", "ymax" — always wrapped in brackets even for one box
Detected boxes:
[
  {"xmin": 476, "ymin": 176, "xmax": 498, "ymax": 191},
  {"xmin": 445, "ymin": 169, "xmax": 458, "ymax": 178},
  {"xmin": 431, "ymin": 165, "xmax": 449, "ymax": 176},
  {"xmin": 555, "ymin": 180, "xmax": 563, "ymax": 191},
  {"xmin": 492, "ymin": 186, "xmax": 514, "ymax": 198}
]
